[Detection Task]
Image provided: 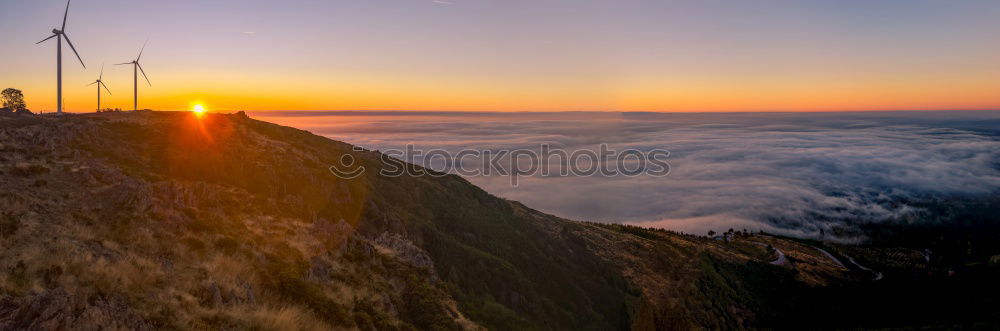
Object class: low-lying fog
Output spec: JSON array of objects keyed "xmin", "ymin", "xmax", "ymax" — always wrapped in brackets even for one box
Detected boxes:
[{"xmin": 254, "ymin": 111, "xmax": 1000, "ymax": 241}]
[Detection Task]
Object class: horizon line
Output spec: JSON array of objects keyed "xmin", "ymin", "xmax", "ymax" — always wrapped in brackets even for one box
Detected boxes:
[
  {"xmin": 246, "ymin": 109, "xmax": 1000, "ymax": 116},
  {"xmin": 46, "ymin": 108, "xmax": 1000, "ymax": 115}
]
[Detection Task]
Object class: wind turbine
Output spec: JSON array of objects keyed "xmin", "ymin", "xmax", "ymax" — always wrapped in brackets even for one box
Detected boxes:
[
  {"xmin": 36, "ymin": 0, "xmax": 86, "ymax": 114},
  {"xmin": 86, "ymin": 65, "xmax": 111, "ymax": 112},
  {"xmin": 116, "ymin": 41, "xmax": 151, "ymax": 111}
]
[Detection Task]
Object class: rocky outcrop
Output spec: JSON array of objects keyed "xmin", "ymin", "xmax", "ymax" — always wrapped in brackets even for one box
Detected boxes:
[
  {"xmin": 373, "ymin": 232, "xmax": 435, "ymax": 270},
  {"xmin": 0, "ymin": 288, "xmax": 153, "ymax": 330}
]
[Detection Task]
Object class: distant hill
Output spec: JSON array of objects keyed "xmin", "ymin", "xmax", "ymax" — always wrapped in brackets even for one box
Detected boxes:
[
  {"xmin": 0, "ymin": 107, "xmax": 33, "ymax": 116},
  {"xmin": 0, "ymin": 111, "xmax": 996, "ymax": 330}
]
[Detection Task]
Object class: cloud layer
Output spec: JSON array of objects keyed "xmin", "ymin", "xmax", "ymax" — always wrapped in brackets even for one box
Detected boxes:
[{"xmin": 255, "ymin": 111, "xmax": 1000, "ymax": 241}]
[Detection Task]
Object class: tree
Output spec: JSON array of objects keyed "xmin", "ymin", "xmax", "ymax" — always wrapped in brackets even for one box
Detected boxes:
[
  {"xmin": 2, "ymin": 88, "xmax": 27, "ymax": 112},
  {"xmin": 707, "ymin": 230, "xmax": 716, "ymax": 237}
]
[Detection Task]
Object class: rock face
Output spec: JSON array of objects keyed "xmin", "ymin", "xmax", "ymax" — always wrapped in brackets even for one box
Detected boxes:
[
  {"xmin": 0, "ymin": 288, "xmax": 153, "ymax": 330},
  {"xmin": 374, "ymin": 232, "xmax": 435, "ymax": 270},
  {"xmin": 0, "ymin": 111, "xmax": 905, "ymax": 330}
]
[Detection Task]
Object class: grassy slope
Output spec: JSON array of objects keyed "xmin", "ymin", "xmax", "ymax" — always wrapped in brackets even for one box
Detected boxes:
[
  {"xmin": 2, "ymin": 111, "xmax": 994, "ymax": 330},
  {"xmin": 0, "ymin": 112, "xmax": 748, "ymax": 329}
]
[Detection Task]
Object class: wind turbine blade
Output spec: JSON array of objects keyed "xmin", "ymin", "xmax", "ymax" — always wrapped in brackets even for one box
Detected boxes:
[
  {"xmin": 86, "ymin": 81, "xmax": 97, "ymax": 86},
  {"xmin": 62, "ymin": 0, "xmax": 72, "ymax": 31},
  {"xmin": 101, "ymin": 81, "xmax": 112, "ymax": 95},
  {"xmin": 36, "ymin": 34, "xmax": 57, "ymax": 44},
  {"xmin": 137, "ymin": 39, "xmax": 148, "ymax": 61},
  {"xmin": 137, "ymin": 63, "xmax": 151, "ymax": 86},
  {"xmin": 99, "ymin": 63, "xmax": 104, "ymax": 80},
  {"xmin": 62, "ymin": 33, "xmax": 86, "ymax": 69},
  {"xmin": 114, "ymin": 62, "xmax": 132, "ymax": 65}
]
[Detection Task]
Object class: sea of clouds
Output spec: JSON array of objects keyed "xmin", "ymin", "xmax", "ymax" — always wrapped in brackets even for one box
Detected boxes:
[{"xmin": 254, "ymin": 111, "xmax": 1000, "ymax": 241}]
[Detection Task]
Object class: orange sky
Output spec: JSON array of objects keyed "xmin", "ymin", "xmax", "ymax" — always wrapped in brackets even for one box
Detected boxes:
[{"xmin": 2, "ymin": 0, "xmax": 999, "ymax": 113}]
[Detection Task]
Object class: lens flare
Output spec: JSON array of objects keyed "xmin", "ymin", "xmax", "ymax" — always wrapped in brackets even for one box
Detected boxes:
[{"xmin": 192, "ymin": 104, "xmax": 206, "ymax": 116}]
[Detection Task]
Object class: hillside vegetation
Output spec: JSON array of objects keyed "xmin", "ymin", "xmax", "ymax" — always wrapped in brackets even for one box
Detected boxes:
[{"xmin": 0, "ymin": 111, "xmax": 996, "ymax": 330}]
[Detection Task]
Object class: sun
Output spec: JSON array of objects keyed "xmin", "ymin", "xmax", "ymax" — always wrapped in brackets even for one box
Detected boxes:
[{"xmin": 192, "ymin": 104, "xmax": 206, "ymax": 116}]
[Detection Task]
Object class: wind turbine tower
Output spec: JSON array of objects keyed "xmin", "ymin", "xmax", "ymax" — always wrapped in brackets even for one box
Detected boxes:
[
  {"xmin": 36, "ymin": 0, "xmax": 86, "ymax": 114},
  {"xmin": 116, "ymin": 41, "xmax": 151, "ymax": 111},
  {"xmin": 87, "ymin": 65, "xmax": 112, "ymax": 111}
]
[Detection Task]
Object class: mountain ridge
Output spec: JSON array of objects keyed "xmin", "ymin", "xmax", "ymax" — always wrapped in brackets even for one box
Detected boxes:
[{"xmin": 0, "ymin": 111, "xmax": 994, "ymax": 330}]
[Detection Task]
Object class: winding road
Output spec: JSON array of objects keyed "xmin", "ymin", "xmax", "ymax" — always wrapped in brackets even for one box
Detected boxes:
[
  {"xmin": 815, "ymin": 247, "xmax": 847, "ymax": 269},
  {"xmin": 770, "ymin": 247, "xmax": 787, "ymax": 265},
  {"xmin": 816, "ymin": 246, "xmax": 883, "ymax": 281},
  {"xmin": 845, "ymin": 255, "xmax": 884, "ymax": 281},
  {"xmin": 752, "ymin": 242, "xmax": 787, "ymax": 265},
  {"xmin": 753, "ymin": 241, "xmax": 883, "ymax": 281}
]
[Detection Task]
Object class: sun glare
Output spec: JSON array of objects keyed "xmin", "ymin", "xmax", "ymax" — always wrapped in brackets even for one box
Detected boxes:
[{"xmin": 192, "ymin": 104, "xmax": 206, "ymax": 116}]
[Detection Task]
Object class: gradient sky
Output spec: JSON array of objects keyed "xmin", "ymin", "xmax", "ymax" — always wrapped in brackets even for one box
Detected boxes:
[{"xmin": 1, "ymin": 0, "xmax": 999, "ymax": 112}]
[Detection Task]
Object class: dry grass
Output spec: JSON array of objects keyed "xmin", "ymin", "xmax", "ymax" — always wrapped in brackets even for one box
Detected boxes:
[
  {"xmin": 238, "ymin": 305, "xmax": 333, "ymax": 331},
  {"xmin": 203, "ymin": 254, "xmax": 259, "ymax": 289}
]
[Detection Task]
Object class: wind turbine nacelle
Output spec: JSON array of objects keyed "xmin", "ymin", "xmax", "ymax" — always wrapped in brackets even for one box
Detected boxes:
[{"xmin": 52, "ymin": 29, "xmax": 62, "ymax": 34}]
